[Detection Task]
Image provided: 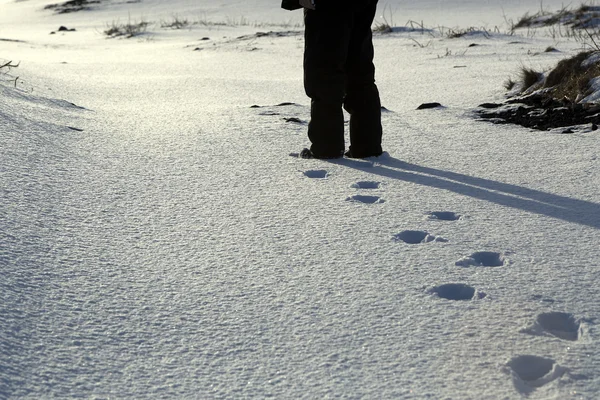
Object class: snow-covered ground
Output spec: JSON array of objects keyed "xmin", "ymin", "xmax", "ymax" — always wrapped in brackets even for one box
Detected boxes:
[{"xmin": 1, "ymin": 0, "xmax": 599, "ymax": 398}]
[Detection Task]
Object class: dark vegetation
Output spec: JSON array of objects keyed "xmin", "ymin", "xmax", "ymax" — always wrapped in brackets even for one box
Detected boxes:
[
  {"xmin": 104, "ymin": 19, "xmax": 149, "ymax": 38},
  {"xmin": 477, "ymin": 3, "xmax": 600, "ymax": 132},
  {"xmin": 44, "ymin": 0, "xmax": 103, "ymax": 14},
  {"xmin": 478, "ymin": 52, "xmax": 600, "ymax": 132},
  {"xmin": 512, "ymin": 4, "xmax": 600, "ymax": 31},
  {"xmin": 478, "ymin": 97, "xmax": 600, "ymax": 132}
]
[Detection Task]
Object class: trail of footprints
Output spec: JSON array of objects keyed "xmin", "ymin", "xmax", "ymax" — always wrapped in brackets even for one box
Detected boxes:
[
  {"xmin": 301, "ymin": 167, "xmax": 587, "ymax": 395},
  {"xmin": 346, "ymin": 181, "xmax": 384, "ymax": 204}
]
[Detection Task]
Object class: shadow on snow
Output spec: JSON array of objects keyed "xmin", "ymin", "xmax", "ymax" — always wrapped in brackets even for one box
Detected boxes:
[{"xmin": 335, "ymin": 156, "xmax": 600, "ymax": 230}]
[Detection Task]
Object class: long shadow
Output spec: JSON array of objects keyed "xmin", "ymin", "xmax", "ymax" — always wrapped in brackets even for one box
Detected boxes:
[{"xmin": 335, "ymin": 155, "xmax": 600, "ymax": 229}]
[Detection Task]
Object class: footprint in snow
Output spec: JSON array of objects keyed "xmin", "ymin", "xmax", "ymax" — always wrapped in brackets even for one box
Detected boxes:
[
  {"xmin": 504, "ymin": 355, "xmax": 566, "ymax": 394},
  {"xmin": 392, "ymin": 230, "xmax": 447, "ymax": 244},
  {"xmin": 304, "ymin": 170, "xmax": 328, "ymax": 179},
  {"xmin": 429, "ymin": 283, "xmax": 486, "ymax": 301},
  {"xmin": 427, "ymin": 211, "xmax": 461, "ymax": 221},
  {"xmin": 346, "ymin": 195, "xmax": 384, "ymax": 204},
  {"xmin": 455, "ymin": 251, "xmax": 506, "ymax": 267},
  {"xmin": 521, "ymin": 312, "xmax": 583, "ymax": 341},
  {"xmin": 350, "ymin": 181, "xmax": 381, "ymax": 189}
]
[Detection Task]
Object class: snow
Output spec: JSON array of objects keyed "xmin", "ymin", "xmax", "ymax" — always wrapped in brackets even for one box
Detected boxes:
[
  {"xmin": 1, "ymin": 0, "xmax": 599, "ymax": 398},
  {"xmin": 583, "ymin": 76, "xmax": 600, "ymax": 103}
]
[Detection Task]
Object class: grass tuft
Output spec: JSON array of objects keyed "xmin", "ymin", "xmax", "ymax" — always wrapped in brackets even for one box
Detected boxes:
[
  {"xmin": 504, "ymin": 78, "xmax": 516, "ymax": 90},
  {"xmin": 160, "ymin": 15, "xmax": 189, "ymax": 29},
  {"xmin": 511, "ymin": 50, "xmax": 600, "ymax": 105},
  {"xmin": 520, "ymin": 67, "xmax": 543, "ymax": 90},
  {"xmin": 1, "ymin": 59, "xmax": 21, "ymax": 87},
  {"xmin": 104, "ymin": 17, "xmax": 149, "ymax": 38},
  {"xmin": 544, "ymin": 51, "xmax": 600, "ymax": 101},
  {"xmin": 373, "ymin": 22, "xmax": 393, "ymax": 34},
  {"xmin": 0, "ymin": 60, "xmax": 19, "ymax": 71},
  {"xmin": 373, "ymin": 5, "xmax": 395, "ymax": 34},
  {"xmin": 446, "ymin": 27, "xmax": 491, "ymax": 39}
]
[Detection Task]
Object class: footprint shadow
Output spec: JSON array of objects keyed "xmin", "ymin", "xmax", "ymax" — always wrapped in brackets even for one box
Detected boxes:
[
  {"xmin": 521, "ymin": 311, "xmax": 584, "ymax": 342},
  {"xmin": 505, "ymin": 355, "xmax": 566, "ymax": 394},
  {"xmin": 456, "ymin": 251, "xmax": 506, "ymax": 267},
  {"xmin": 429, "ymin": 283, "xmax": 486, "ymax": 301},
  {"xmin": 303, "ymin": 170, "xmax": 328, "ymax": 179},
  {"xmin": 427, "ymin": 211, "xmax": 461, "ymax": 221},
  {"xmin": 393, "ymin": 230, "xmax": 447, "ymax": 244},
  {"xmin": 346, "ymin": 195, "xmax": 384, "ymax": 204},
  {"xmin": 335, "ymin": 156, "xmax": 600, "ymax": 229},
  {"xmin": 351, "ymin": 181, "xmax": 381, "ymax": 189}
]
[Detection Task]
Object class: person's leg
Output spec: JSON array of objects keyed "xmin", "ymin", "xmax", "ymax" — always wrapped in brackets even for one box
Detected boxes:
[
  {"xmin": 343, "ymin": 0, "xmax": 383, "ymax": 158},
  {"xmin": 303, "ymin": 6, "xmax": 353, "ymax": 158}
]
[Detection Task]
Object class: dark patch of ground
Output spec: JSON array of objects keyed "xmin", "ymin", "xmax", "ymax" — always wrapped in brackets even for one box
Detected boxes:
[
  {"xmin": 44, "ymin": 0, "xmax": 140, "ymax": 13},
  {"xmin": 477, "ymin": 95, "xmax": 600, "ymax": 133},
  {"xmin": 233, "ymin": 31, "xmax": 302, "ymax": 42},
  {"xmin": 0, "ymin": 38, "xmax": 27, "ymax": 43},
  {"xmin": 44, "ymin": 0, "xmax": 103, "ymax": 13},
  {"xmin": 478, "ymin": 50, "xmax": 600, "ymax": 133},
  {"xmin": 515, "ymin": 5, "xmax": 600, "ymax": 30},
  {"xmin": 417, "ymin": 102, "xmax": 443, "ymax": 110}
]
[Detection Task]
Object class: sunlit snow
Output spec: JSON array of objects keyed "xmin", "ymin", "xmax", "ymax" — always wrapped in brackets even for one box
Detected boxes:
[{"xmin": 1, "ymin": 0, "xmax": 599, "ymax": 398}]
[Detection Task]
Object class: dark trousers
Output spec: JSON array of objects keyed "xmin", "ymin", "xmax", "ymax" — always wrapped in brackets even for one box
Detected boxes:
[{"xmin": 303, "ymin": 0, "xmax": 382, "ymax": 158}]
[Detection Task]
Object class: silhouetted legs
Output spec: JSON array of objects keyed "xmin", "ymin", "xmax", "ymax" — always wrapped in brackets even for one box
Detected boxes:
[{"xmin": 303, "ymin": 0, "xmax": 382, "ymax": 158}]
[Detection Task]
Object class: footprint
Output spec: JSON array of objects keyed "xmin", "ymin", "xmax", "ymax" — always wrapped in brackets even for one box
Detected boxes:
[
  {"xmin": 429, "ymin": 283, "xmax": 485, "ymax": 301},
  {"xmin": 346, "ymin": 195, "xmax": 384, "ymax": 204},
  {"xmin": 392, "ymin": 230, "xmax": 447, "ymax": 244},
  {"xmin": 427, "ymin": 211, "xmax": 461, "ymax": 221},
  {"xmin": 521, "ymin": 312, "xmax": 582, "ymax": 341},
  {"xmin": 303, "ymin": 170, "xmax": 328, "ymax": 179},
  {"xmin": 536, "ymin": 312, "xmax": 581, "ymax": 341},
  {"xmin": 505, "ymin": 355, "xmax": 565, "ymax": 393},
  {"xmin": 455, "ymin": 251, "xmax": 506, "ymax": 267},
  {"xmin": 350, "ymin": 181, "xmax": 381, "ymax": 189}
]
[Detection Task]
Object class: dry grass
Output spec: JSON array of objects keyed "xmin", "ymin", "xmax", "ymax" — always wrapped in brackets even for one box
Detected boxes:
[
  {"xmin": 373, "ymin": 5, "xmax": 395, "ymax": 34},
  {"xmin": 446, "ymin": 27, "xmax": 491, "ymax": 39},
  {"xmin": 160, "ymin": 15, "xmax": 190, "ymax": 29},
  {"xmin": 0, "ymin": 60, "xmax": 19, "ymax": 71},
  {"xmin": 1, "ymin": 59, "xmax": 21, "ymax": 87},
  {"xmin": 544, "ymin": 51, "xmax": 600, "ymax": 101},
  {"xmin": 504, "ymin": 78, "xmax": 517, "ymax": 90},
  {"xmin": 513, "ymin": 51, "xmax": 600, "ymax": 103},
  {"xmin": 509, "ymin": 2, "xmax": 600, "ymax": 44},
  {"xmin": 194, "ymin": 15, "xmax": 301, "ymax": 29},
  {"xmin": 520, "ymin": 67, "xmax": 543, "ymax": 90},
  {"xmin": 373, "ymin": 22, "xmax": 393, "ymax": 34},
  {"xmin": 104, "ymin": 17, "xmax": 149, "ymax": 38}
]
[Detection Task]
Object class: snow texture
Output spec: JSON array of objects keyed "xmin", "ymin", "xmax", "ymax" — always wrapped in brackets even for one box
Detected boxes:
[{"xmin": 1, "ymin": 0, "xmax": 599, "ymax": 398}]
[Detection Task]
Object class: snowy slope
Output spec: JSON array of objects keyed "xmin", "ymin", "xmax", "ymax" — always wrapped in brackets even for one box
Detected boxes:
[{"xmin": 1, "ymin": 0, "xmax": 599, "ymax": 398}]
